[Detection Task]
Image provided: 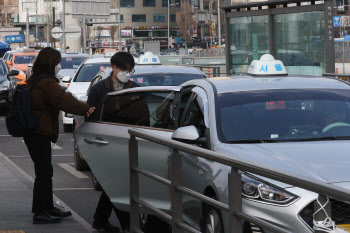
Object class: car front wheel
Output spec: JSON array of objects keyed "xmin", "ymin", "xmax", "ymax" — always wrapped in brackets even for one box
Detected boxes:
[
  {"xmin": 63, "ymin": 123, "xmax": 73, "ymax": 132},
  {"xmin": 202, "ymin": 200, "xmax": 224, "ymax": 233}
]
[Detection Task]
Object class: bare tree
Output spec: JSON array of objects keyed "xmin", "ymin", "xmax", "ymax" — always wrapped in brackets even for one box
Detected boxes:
[
  {"xmin": 109, "ymin": 25, "xmax": 118, "ymax": 48},
  {"xmin": 95, "ymin": 26, "xmax": 103, "ymax": 51},
  {"xmin": 176, "ymin": 1, "xmax": 194, "ymax": 45}
]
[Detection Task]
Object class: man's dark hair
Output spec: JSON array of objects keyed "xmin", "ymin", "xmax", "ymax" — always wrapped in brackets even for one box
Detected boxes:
[
  {"xmin": 31, "ymin": 47, "xmax": 61, "ymax": 79},
  {"xmin": 110, "ymin": 52, "xmax": 135, "ymax": 71}
]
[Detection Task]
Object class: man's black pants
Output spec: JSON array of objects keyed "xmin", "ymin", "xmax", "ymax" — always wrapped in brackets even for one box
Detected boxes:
[
  {"xmin": 24, "ymin": 133, "xmax": 54, "ymax": 214},
  {"xmin": 94, "ymin": 190, "xmax": 130, "ymax": 230}
]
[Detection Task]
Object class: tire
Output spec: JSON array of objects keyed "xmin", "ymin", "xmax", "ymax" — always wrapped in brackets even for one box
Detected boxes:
[
  {"xmin": 74, "ymin": 140, "xmax": 89, "ymax": 171},
  {"xmin": 92, "ymin": 173, "xmax": 102, "ymax": 191},
  {"xmin": 63, "ymin": 123, "xmax": 73, "ymax": 132},
  {"xmin": 201, "ymin": 198, "xmax": 224, "ymax": 233}
]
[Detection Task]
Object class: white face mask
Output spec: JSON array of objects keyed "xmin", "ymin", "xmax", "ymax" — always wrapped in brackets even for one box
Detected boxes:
[
  {"xmin": 116, "ymin": 71, "xmax": 130, "ymax": 83},
  {"xmin": 55, "ymin": 63, "xmax": 61, "ymax": 75}
]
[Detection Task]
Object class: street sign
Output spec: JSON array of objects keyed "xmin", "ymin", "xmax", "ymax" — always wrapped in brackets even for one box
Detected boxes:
[
  {"xmin": 334, "ymin": 16, "xmax": 341, "ymax": 28},
  {"xmin": 65, "ymin": 24, "xmax": 81, "ymax": 40},
  {"xmin": 72, "ymin": 0, "xmax": 110, "ymax": 19},
  {"xmin": 5, "ymin": 35, "xmax": 25, "ymax": 43},
  {"xmin": 51, "ymin": 27, "xmax": 63, "ymax": 39}
]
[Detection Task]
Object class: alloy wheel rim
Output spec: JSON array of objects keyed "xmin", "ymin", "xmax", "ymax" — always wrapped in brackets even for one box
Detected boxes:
[{"xmin": 206, "ymin": 209, "xmax": 221, "ymax": 233}]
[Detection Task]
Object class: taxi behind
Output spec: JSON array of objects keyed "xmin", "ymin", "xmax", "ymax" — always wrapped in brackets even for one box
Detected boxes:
[
  {"xmin": 6, "ymin": 49, "xmax": 37, "ymax": 86},
  {"xmin": 74, "ymin": 54, "xmax": 350, "ymax": 233},
  {"xmin": 63, "ymin": 52, "xmax": 206, "ymax": 133},
  {"xmin": 0, "ymin": 59, "xmax": 19, "ymax": 113}
]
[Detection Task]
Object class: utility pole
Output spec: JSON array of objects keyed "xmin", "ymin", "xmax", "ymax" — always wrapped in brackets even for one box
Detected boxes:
[
  {"xmin": 218, "ymin": 0, "xmax": 221, "ymax": 47},
  {"xmin": 118, "ymin": 0, "xmax": 122, "ymax": 51},
  {"xmin": 83, "ymin": 18, "xmax": 87, "ymax": 53},
  {"xmin": 26, "ymin": 9, "xmax": 29, "ymax": 47},
  {"xmin": 53, "ymin": 7, "xmax": 56, "ymax": 49},
  {"xmin": 60, "ymin": 12, "xmax": 63, "ymax": 49},
  {"xmin": 62, "ymin": 0, "xmax": 66, "ymax": 50},
  {"xmin": 47, "ymin": 15, "xmax": 50, "ymax": 47},
  {"xmin": 35, "ymin": 0, "xmax": 38, "ymax": 45},
  {"xmin": 168, "ymin": 0, "xmax": 170, "ymax": 49}
]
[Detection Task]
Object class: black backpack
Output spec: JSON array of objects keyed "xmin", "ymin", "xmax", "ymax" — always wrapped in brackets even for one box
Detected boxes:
[{"xmin": 6, "ymin": 75, "xmax": 51, "ymax": 137}]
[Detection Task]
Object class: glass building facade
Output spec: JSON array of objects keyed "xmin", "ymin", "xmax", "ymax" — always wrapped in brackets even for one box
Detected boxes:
[{"xmin": 227, "ymin": 4, "xmax": 329, "ymax": 76}]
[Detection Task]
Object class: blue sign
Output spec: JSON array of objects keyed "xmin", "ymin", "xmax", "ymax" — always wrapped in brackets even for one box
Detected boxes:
[
  {"xmin": 5, "ymin": 35, "xmax": 25, "ymax": 44},
  {"xmin": 334, "ymin": 16, "xmax": 341, "ymax": 28}
]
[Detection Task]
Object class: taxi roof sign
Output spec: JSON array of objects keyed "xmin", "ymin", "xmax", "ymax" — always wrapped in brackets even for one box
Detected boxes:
[
  {"xmin": 65, "ymin": 49, "xmax": 78, "ymax": 54},
  {"xmin": 138, "ymin": 52, "xmax": 161, "ymax": 65},
  {"xmin": 247, "ymin": 54, "xmax": 287, "ymax": 76}
]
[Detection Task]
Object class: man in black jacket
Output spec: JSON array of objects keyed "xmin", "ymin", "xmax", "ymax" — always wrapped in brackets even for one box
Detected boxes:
[{"xmin": 87, "ymin": 52, "xmax": 137, "ymax": 233}]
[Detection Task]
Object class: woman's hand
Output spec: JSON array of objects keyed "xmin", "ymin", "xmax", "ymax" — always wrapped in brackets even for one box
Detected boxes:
[{"xmin": 86, "ymin": 107, "xmax": 95, "ymax": 117}]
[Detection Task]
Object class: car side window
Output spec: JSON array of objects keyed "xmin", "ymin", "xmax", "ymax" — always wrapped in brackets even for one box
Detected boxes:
[
  {"xmin": 100, "ymin": 91, "xmax": 176, "ymax": 129},
  {"xmin": 181, "ymin": 95, "xmax": 206, "ymax": 137}
]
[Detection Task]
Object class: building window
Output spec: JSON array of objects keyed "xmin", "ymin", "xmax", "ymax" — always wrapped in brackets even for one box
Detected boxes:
[
  {"xmin": 132, "ymin": 15, "xmax": 146, "ymax": 22},
  {"xmin": 175, "ymin": 0, "xmax": 181, "ymax": 7},
  {"xmin": 154, "ymin": 14, "xmax": 165, "ymax": 22},
  {"xmin": 120, "ymin": 0, "xmax": 135, "ymax": 7},
  {"xmin": 193, "ymin": 0, "xmax": 199, "ymax": 7},
  {"xmin": 170, "ymin": 14, "xmax": 176, "ymax": 22},
  {"xmin": 143, "ymin": 0, "xmax": 155, "ymax": 7},
  {"xmin": 162, "ymin": 0, "xmax": 168, "ymax": 7},
  {"xmin": 120, "ymin": 15, "xmax": 123, "ymax": 23},
  {"xmin": 203, "ymin": 0, "xmax": 209, "ymax": 9}
]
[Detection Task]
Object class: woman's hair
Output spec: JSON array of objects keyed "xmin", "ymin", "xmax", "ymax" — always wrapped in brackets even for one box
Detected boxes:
[{"xmin": 31, "ymin": 47, "xmax": 61, "ymax": 78}]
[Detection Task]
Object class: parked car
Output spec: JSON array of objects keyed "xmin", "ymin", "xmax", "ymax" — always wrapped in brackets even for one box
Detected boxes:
[
  {"xmin": 74, "ymin": 55, "xmax": 350, "ymax": 233},
  {"xmin": 0, "ymin": 59, "xmax": 19, "ymax": 113},
  {"xmin": 2, "ymin": 50, "xmax": 19, "ymax": 62}
]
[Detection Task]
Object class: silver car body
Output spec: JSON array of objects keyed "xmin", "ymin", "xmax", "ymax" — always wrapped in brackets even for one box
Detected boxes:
[{"xmin": 75, "ymin": 75, "xmax": 350, "ymax": 232}]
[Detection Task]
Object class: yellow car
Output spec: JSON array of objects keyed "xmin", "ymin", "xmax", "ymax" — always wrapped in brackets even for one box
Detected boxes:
[{"xmin": 6, "ymin": 49, "xmax": 37, "ymax": 86}]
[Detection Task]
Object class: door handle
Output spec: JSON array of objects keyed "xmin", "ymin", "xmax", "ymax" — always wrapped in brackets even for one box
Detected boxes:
[{"xmin": 84, "ymin": 138, "xmax": 109, "ymax": 145}]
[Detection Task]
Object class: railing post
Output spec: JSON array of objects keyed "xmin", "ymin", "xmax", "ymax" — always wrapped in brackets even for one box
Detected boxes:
[
  {"xmin": 213, "ymin": 67, "xmax": 217, "ymax": 77},
  {"xmin": 314, "ymin": 194, "xmax": 332, "ymax": 233},
  {"xmin": 129, "ymin": 135, "xmax": 141, "ymax": 232},
  {"xmin": 217, "ymin": 67, "xmax": 221, "ymax": 77},
  {"xmin": 171, "ymin": 149, "xmax": 183, "ymax": 233},
  {"xmin": 228, "ymin": 167, "xmax": 242, "ymax": 233}
]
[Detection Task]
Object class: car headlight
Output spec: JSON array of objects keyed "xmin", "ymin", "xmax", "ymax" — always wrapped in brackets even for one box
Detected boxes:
[
  {"xmin": 0, "ymin": 81, "xmax": 10, "ymax": 91},
  {"xmin": 241, "ymin": 173, "xmax": 298, "ymax": 204}
]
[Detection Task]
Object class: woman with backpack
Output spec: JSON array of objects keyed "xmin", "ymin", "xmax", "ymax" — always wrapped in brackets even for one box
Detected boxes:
[{"xmin": 23, "ymin": 47, "xmax": 94, "ymax": 224}]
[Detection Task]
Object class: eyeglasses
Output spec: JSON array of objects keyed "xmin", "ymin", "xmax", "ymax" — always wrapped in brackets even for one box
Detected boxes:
[{"xmin": 126, "ymin": 69, "xmax": 135, "ymax": 75}]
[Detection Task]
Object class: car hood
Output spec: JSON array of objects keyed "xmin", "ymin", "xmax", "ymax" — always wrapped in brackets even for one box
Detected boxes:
[
  {"xmin": 13, "ymin": 64, "xmax": 28, "ymax": 71},
  {"xmin": 58, "ymin": 69, "xmax": 76, "ymax": 77},
  {"xmin": 217, "ymin": 141, "xmax": 350, "ymax": 185},
  {"xmin": 66, "ymin": 82, "xmax": 90, "ymax": 96}
]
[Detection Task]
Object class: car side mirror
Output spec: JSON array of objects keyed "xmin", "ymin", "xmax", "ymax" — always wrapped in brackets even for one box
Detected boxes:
[
  {"xmin": 7, "ymin": 70, "xmax": 20, "ymax": 80},
  {"xmin": 172, "ymin": 126, "xmax": 206, "ymax": 145},
  {"xmin": 62, "ymin": 76, "xmax": 72, "ymax": 82},
  {"xmin": 79, "ymin": 95, "xmax": 88, "ymax": 104}
]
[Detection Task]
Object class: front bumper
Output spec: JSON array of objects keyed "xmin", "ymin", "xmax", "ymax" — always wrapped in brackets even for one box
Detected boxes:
[{"xmin": 61, "ymin": 111, "xmax": 74, "ymax": 125}]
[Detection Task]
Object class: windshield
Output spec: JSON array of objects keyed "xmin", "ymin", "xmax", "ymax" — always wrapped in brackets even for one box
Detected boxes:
[
  {"xmin": 130, "ymin": 73, "xmax": 205, "ymax": 86},
  {"xmin": 74, "ymin": 63, "xmax": 111, "ymax": 82},
  {"xmin": 217, "ymin": 89, "xmax": 350, "ymax": 143},
  {"xmin": 14, "ymin": 55, "xmax": 36, "ymax": 64},
  {"xmin": 0, "ymin": 62, "xmax": 5, "ymax": 75},
  {"xmin": 60, "ymin": 57, "xmax": 86, "ymax": 69}
]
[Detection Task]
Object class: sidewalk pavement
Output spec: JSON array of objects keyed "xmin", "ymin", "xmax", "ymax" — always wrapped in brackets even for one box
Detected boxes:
[{"xmin": 0, "ymin": 152, "xmax": 91, "ymax": 233}]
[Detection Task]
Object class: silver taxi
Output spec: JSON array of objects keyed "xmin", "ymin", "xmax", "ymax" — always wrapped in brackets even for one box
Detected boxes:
[{"xmin": 74, "ymin": 55, "xmax": 350, "ymax": 232}]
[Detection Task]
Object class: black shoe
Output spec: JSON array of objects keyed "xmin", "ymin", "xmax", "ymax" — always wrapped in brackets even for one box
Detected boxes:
[
  {"xmin": 48, "ymin": 206, "xmax": 72, "ymax": 218},
  {"xmin": 33, "ymin": 212, "xmax": 61, "ymax": 224},
  {"xmin": 92, "ymin": 221, "xmax": 121, "ymax": 232}
]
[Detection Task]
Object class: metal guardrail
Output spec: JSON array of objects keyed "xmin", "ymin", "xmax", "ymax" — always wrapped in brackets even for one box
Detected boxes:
[
  {"xmin": 323, "ymin": 73, "xmax": 350, "ymax": 82},
  {"xmin": 128, "ymin": 128, "xmax": 350, "ymax": 233}
]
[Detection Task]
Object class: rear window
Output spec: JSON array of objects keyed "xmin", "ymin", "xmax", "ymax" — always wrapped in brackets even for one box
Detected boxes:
[
  {"xmin": 14, "ymin": 55, "xmax": 36, "ymax": 64},
  {"xmin": 60, "ymin": 57, "xmax": 86, "ymax": 69},
  {"xmin": 129, "ymin": 73, "xmax": 205, "ymax": 86},
  {"xmin": 74, "ymin": 63, "xmax": 111, "ymax": 82}
]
